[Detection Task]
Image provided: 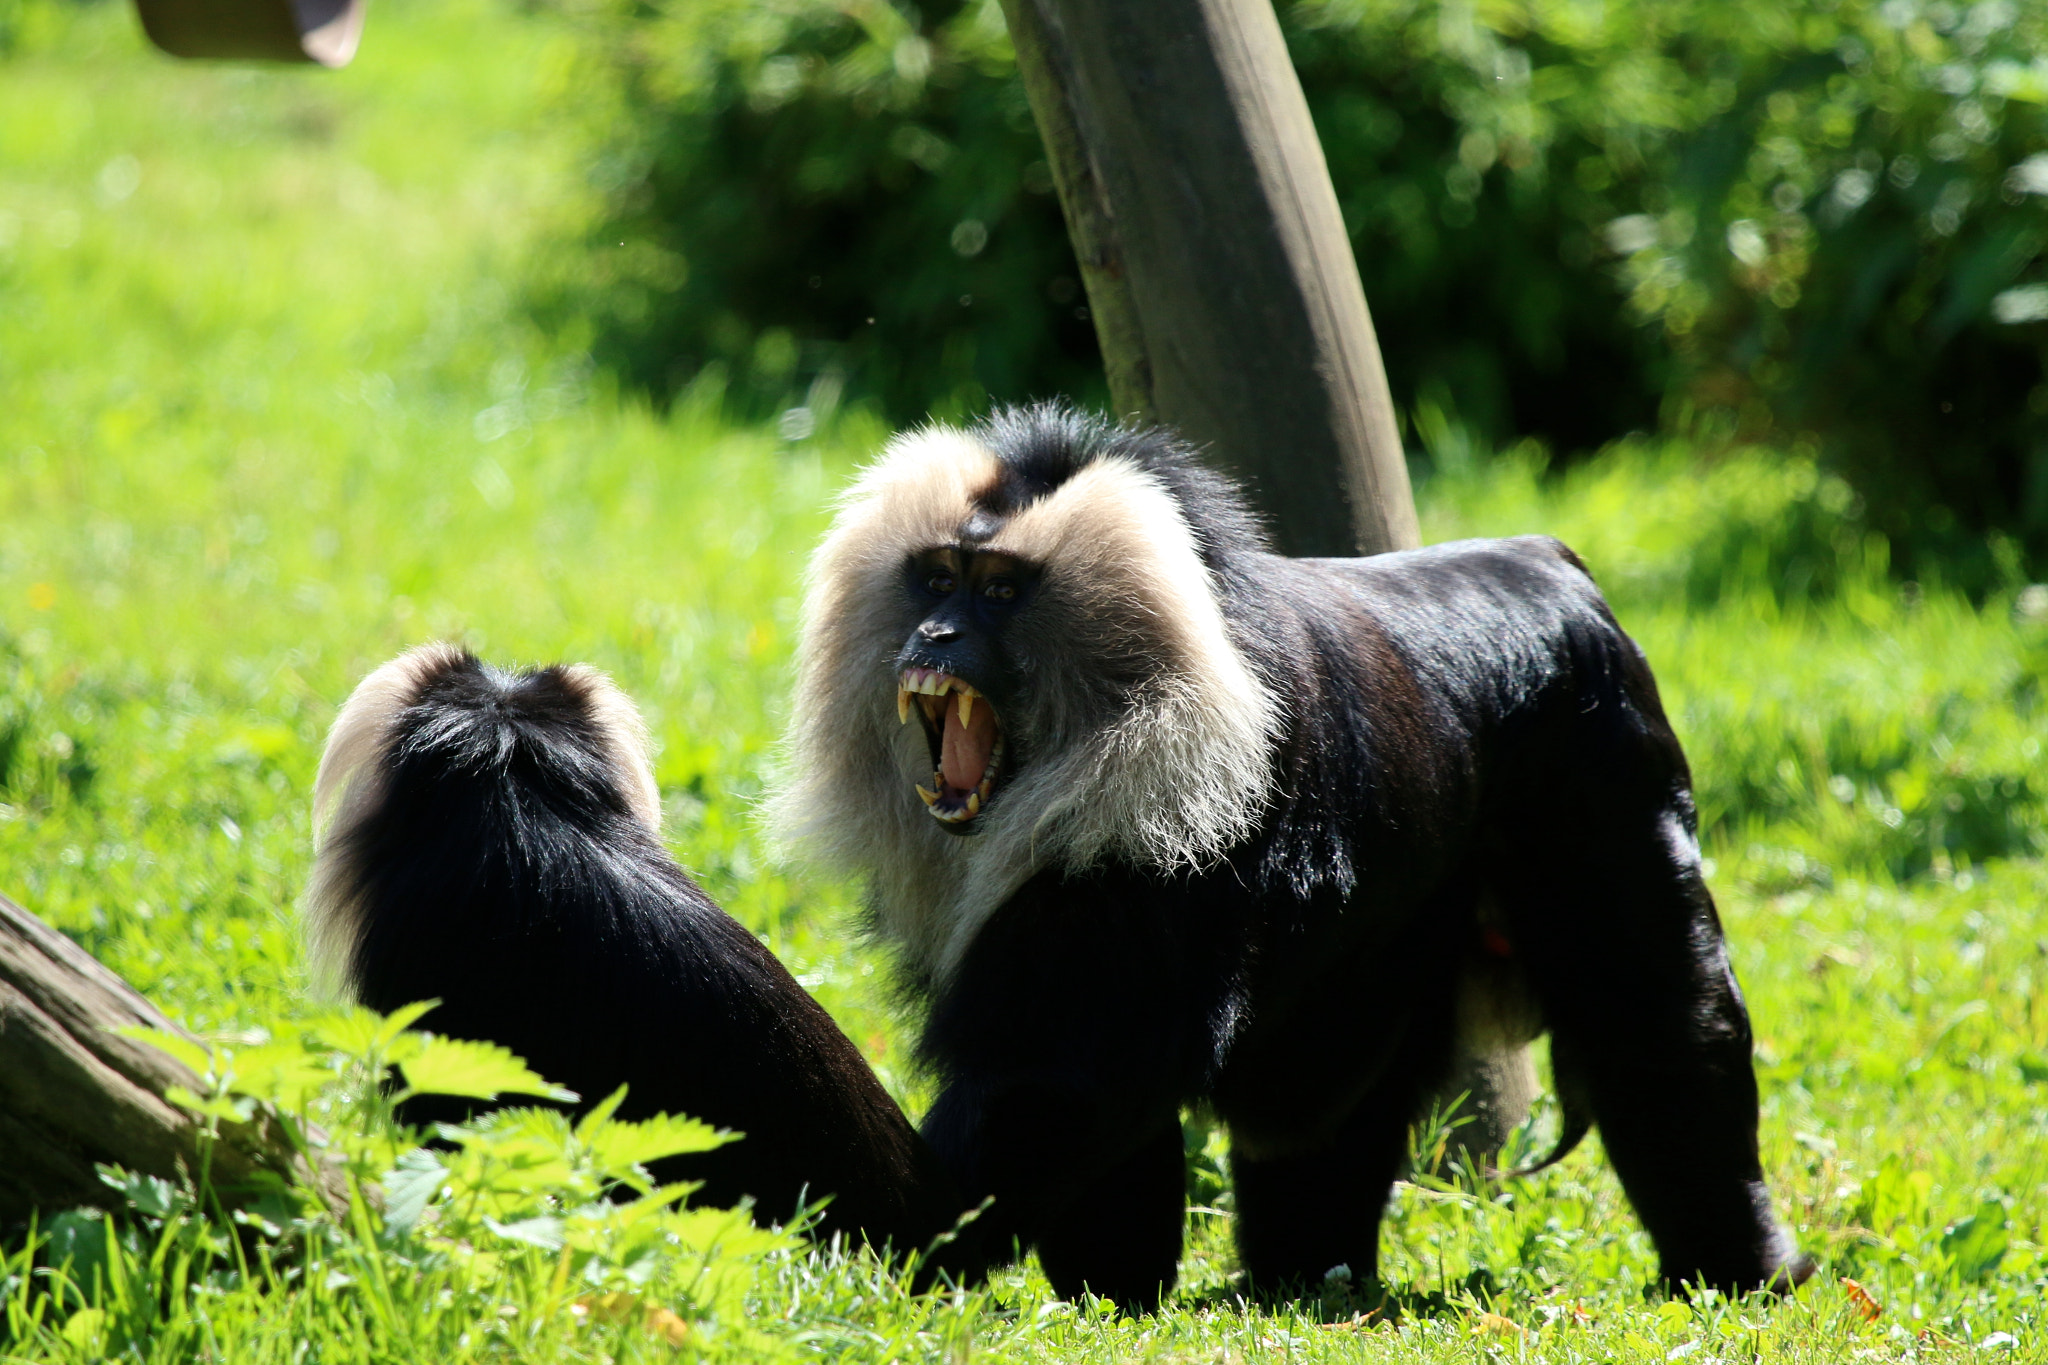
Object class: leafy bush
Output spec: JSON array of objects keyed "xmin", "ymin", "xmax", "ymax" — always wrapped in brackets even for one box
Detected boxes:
[
  {"xmin": 542, "ymin": 0, "xmax": 1100, "ymax": 423},
  {"xmin": 1300, "ymin": 0, "xmax": 2048, "ymax": 571},
  {"xmin": 556, "ymin": 0, "xmax": 2048, "ymax": 573},
  {"xmin": 5, "ymin": 1005, "xmax": 794, "ymax": 1362}
]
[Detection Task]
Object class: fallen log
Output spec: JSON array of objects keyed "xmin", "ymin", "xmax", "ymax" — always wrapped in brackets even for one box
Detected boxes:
[{"xmin": 0, "ymin": 890, "xmax": 348, "ymax": 1226}]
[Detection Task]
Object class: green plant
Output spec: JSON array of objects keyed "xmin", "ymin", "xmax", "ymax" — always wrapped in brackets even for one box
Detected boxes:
[{"xmin": 8, "ymin": 1006, "xmax": 795, "ymax": 1362}]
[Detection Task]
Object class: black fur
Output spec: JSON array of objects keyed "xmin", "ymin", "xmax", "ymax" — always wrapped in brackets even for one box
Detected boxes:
[
  {"xmin": 322, "ymin": 653, "xmax": 962, "ymax": 1257},
  {"xmin": 909, "ymin": 404, "xmax": 1810, "ymax": 1306}
]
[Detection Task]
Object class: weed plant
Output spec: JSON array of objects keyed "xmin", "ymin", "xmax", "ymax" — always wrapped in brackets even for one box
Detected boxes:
[{"xmin": 0, "ymin": 0, "xmax": 2043, "ymax": 1359}]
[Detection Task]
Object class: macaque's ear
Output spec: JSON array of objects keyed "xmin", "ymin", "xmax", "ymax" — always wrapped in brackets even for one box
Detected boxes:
[{"xmin": 135, "ymin": 0, "xmax": 364, "ymax": 67}]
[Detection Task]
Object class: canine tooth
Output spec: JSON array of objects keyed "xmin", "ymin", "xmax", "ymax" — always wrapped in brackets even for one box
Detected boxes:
[
  {"xmin": 916, "ymin": 784, "xmax": 938, "ymax": 806},
  {"xmin": 898, "ymin": 688, "xmax": 911, "ymax": 724},
  {"xmin": 957, "ymin": 690, "xmax": 974, "ymax": 726},
  {"xmin": 966, "ymin": 791, "xmax": 981, "ymax": 816},
  {"xmin": 978, "ymin": 778, "xmax": 992, "ymax": 799}
]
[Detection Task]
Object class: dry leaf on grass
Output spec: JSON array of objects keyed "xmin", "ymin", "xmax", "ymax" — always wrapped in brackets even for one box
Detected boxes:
[
  {"xmin": 1841, "ymin": 1278, "xmax": 1883, "ymax": 1323},
  {"xmin": 1473, "ymin": 1312, "xmax": 1526, "ymax": 1337},
  {"xmin": 575, "ymin": 1292, "xmax": 692, "ymax": 1347}
]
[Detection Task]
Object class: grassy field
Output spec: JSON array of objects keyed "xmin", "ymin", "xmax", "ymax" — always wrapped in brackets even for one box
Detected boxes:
[{"xmin": 2, "ymin": 0, "xmax": 2045, "ymax": 1359}]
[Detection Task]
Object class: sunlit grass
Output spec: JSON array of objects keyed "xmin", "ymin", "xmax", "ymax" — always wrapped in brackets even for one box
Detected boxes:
[{"xmin": 0, "ymin": 0, "xmax": 2043, "ymax": 1359}]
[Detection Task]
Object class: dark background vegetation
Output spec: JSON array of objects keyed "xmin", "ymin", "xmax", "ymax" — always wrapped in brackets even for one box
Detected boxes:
[{"xmin": 543, "ymin": 0, "xmax": 2048, "ymax": 583}]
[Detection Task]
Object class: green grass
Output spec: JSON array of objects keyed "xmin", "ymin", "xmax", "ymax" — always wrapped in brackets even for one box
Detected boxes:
[{"xmin": 2, "ymin": 0, "xmax": 2045, "ymax": 1359}]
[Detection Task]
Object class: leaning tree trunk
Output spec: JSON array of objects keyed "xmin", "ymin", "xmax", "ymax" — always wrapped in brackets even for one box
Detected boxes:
[
  {"xmin": 997, "ymin": 0, "xmax": 1536, "ymax": 1157},
  {"xmin": 0, "ymin": 891, "xmax": 347, "ymax": 1225},
  {"xmin": 997, "ymin": 0, "xmax": 1416, "ymax": 557}
]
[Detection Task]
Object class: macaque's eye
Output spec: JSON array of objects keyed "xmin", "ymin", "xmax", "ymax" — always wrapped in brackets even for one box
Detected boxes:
[
  {"xmin": 924, "ymin": 571, "xmax": 957, "ymax": 596},
  {"xmin": 982, "ymin": 579, "xmax": 1017, "ymax": 603}
]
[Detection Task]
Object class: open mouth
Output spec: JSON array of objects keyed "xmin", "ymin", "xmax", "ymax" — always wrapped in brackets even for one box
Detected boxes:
[{"xmin": 898, "ymin": 666, "xmax": 1005, "ymax": 827}]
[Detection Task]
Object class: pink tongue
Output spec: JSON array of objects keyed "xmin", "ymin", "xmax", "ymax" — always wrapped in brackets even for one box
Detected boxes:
[{"xmin": 940, "ymin": 700, "xmax": 997, "ymax": 791}]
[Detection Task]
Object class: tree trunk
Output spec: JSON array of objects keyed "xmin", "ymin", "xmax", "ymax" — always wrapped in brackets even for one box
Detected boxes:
[
  {"xmin": 0, "ymin": 891, "xmax": 347, "ymax": 1225},
  {"xmin": 997, "ymin": 0, "xmax": 1417, "ymax": 557},
  {"xmin": 999, "ymin": 0, "xmax": 1536, "ymax": 1155}
]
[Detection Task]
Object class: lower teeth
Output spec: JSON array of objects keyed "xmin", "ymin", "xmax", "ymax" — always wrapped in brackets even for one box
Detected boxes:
[{"xmin": 923, "ymin": 770, "xmax": 997, "ymax": 820}]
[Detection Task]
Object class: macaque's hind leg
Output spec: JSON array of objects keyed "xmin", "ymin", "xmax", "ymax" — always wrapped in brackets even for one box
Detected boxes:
[
  {"xmin": 1229, "ymin": 1063, "xmax": 1427, "ymax": 1295},
  {"xmin": 1033, "ymin": 1119, "xmax": 1187, "ymax": 1310},
  {"xmin": 1504, "ymin": 793, "xmax": 1810, "ymax": 1294}
]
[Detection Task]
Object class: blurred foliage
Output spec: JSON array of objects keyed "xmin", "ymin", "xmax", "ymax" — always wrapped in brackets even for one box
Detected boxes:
[
  {"xmin": 1293, "ymin": 0, "xmax": 2048, "ymax": 578},
  {"xmin": 538, "ymin": 0, "xmax": 1101, "ymax": 424},
  {"xmin": 553, "ymin": 0, "xmax": 2048, "ymax": 576}
]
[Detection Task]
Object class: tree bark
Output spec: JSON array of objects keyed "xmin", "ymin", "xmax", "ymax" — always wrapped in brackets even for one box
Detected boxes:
[
  {"xmin": 997, "ymin": 0, "xmax": 1417, "ymax": 557},
  {"xmin": 999, "ymin": 0, "xmax": 1535, "ymax": 1153},
  {"xmin": 0, "ymin": 891, "xmax": 347, "ymax": 1225}
]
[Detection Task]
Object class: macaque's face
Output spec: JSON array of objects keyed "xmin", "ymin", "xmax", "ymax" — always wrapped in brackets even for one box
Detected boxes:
[
  {"xmin": 892, "ymin": 546, "xmax": 1039, "ymax": 832},
  {"xmin": 781, "ymin": 419, "xmax": 1277, "ymax": 890}
]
